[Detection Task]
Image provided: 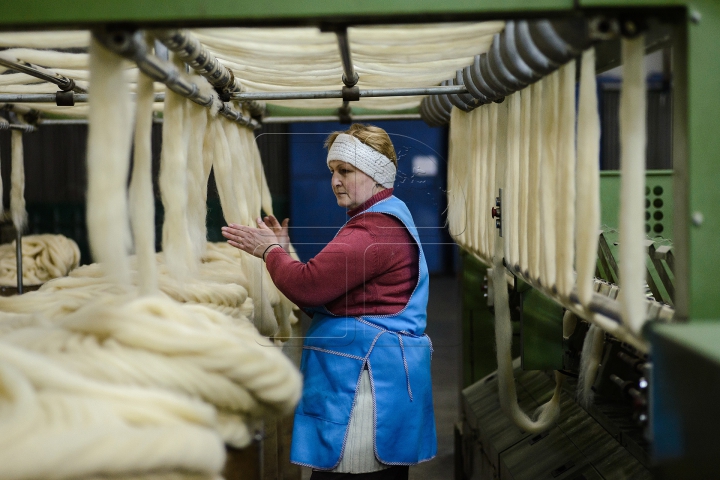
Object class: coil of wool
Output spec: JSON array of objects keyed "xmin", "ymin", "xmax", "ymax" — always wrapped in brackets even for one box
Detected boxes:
[{"xmin": 0, "ymin": 234, "xmax": 81, "ymax": 286}]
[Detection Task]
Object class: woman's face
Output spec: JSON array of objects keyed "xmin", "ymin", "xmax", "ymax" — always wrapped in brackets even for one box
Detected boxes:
[{"xmin": 328, "ymin": 160, "xmax": 381, "ymax": 210}]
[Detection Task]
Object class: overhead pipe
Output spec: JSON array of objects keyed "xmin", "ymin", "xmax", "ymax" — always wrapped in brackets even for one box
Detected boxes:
[
  {"xmin": 0, "ymin": 53, "xmax": 87, "ymax": 94},
  {"xmin": 152, "ymin": 29, "xmax": 265, "ymax": 117},
  {"xmin": 231, "ymin": 84, "xmax": 468, "ymax": 102},
  {"xmin": 420, "ymin": 18, "xmax": 594, "ymax": 126},
  {"xmin": 93, "ymin": 28, "xmax": 259, "ymax": 129},
  {"xmin": 0, "ymin": 92, "xmax": 166, "ymax": 105}
]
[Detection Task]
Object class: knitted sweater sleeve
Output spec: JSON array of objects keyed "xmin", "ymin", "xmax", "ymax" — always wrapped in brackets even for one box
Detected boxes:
[{"xmin": 264, "ymin": 220, "xmax": 377, "ymax": 308}]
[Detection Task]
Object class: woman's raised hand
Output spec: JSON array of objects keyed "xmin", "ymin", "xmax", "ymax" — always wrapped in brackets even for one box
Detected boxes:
[
  {"xmin": 221, "ymin": 219, "xmax": 281, "ymax": 259},
  {"xmin": 262, "ymin": 215, "xmax": 290, "ymax": 252}
]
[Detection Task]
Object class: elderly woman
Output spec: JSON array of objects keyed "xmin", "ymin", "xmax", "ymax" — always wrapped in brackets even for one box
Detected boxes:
[{"xmin": 221, "ymin": 124, "xmax": 436, "ymax": 479}]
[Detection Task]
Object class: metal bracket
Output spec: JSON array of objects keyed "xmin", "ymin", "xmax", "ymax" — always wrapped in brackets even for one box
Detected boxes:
[
  {"xmin": 55, "ymin": 91, "xmax": 75, "ymax": 106},
  {"xmin": 342, "ymin": 85, "xmax": 360, "ymax": 102},
  {"xmin": 492, "ymin": 188, "xmax": 503, "ymax": 237}
]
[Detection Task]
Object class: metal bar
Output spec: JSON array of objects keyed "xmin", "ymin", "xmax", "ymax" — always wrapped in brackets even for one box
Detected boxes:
[
  {"xmin": 15, "ymin": 229, "xmax": 23, "ymax": 294},
  {"xmin": 232, "ymin": 85, "xmax": 467, "ymax": 102},
  {"xmin": 0, "ymin": 93, "xmax": 166, "ymax": 104},
  {"xmin": 335, "ymin": 28, "xmax": 359, "ymax": 87},
  {"xmin": 152, "ymin": 29, "xmax": 265, "ymax": 117},
  {"xmin": 93, "ymin": 28, "xmax": 259, "ymax": 129},
  {"xmin": 0, "ymin": 53, "xmax": 87, "ymax": 94},
  {"xmin": 0, "ymin": 122, "xmax": 36, "ymax": 133},
  {"xmin": 262, "ymin": 113, "xmax": 422, "ymax": 123}
]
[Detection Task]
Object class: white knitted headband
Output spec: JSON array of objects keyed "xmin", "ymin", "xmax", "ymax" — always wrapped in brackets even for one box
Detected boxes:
[{"xmin": 327, "ymin": 133, "xmax": 397, "ymax": 188}]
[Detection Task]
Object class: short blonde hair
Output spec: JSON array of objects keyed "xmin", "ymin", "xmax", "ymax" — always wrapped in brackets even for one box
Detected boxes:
[{"xmin": 324, "ymin": 123, "xmax": 398, "ymax": 168}]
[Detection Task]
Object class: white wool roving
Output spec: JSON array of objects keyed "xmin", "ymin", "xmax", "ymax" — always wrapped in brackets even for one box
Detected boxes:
[
  {"xmin": 527, "ymin": 80, "xmax": 543, "ymax": 281},
  {"xmin": 0, "ymin": 234, "xmax": 80, "ymax": 286},
  {"xmin": 470, "ymin": 108, "xmax": 483, "ymax": 254},
  {"xmin": 86, "ymin": 36, "xmax": 134, "ymax": 284},
  {"xmin": 505, "ymin": 92, "xmax": 521, "ymax": 270},
  {"xmin": 555, "ymin": 61, "xmax": 577, "ymax": 298},
  {"xmin": 10, "ymin": 128, "xmax": 27, "ymax": 232},
  {"xmin": 575, "ymin": 48, "xmax": 602, "ymax": 307},
  {"xmin": 618, "ymin": 36, "xmax": 647, "ymax": 334},
  {"xmin": 577, "ymin": 323, "xmax": 605, "ymax": 408},
  {"xmin": 485, "ymin": 102, "xmax": 498, "ymax": 259},
  {"xmin": 518, "ymin": 88, "xmax": 531, "ymax": 274},
  {"xmin": 129, "ymin": 44, "xmax": 159, "ymax": 296},
  {"xmin": 478, "ymin": 106, "xmax": 490, "ymax": 259},
  {"xmin": 492, "ymin": 254, "xmax": 563, "ymax": 433},
  {"xmin": 447, "ymin": 107, "xmax": 468, "ymax": 245},
  {"xmin": 540, "ymin": 70, "xmax": 559, "ymax": 289},
  {"xmin": 0, "ymin": 343, "xmax": 225, "ymax": 480},
  {"xmin": 185, "ymin": 100, "xmax": 211, "ymax": 261},
  {"xmin": 159, "ymin": 53, "xmax": 196, "ymax": 279},
  {"xmin": 220, "ymin": 119, "xmax": 279, "ymax": 336}
]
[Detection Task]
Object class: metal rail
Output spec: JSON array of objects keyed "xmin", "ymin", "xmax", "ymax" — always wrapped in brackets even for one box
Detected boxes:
[
  {"xmin": 232, "ymin": 85, "xmax": 468, "ymax": 102},
  {"xmin": 39, "ymin": 113, "xmax": 422, "ymax": 125},
  {"xmin": 0, "ymin": 93, "xmax": 167, "ymax": 104},
  {"xmin": 151, "ymin": 28, "xmax": 265, "ymax": 117},
  {"xmin": 263, "ymin": 113, "xmax": 421, "ymax": 123},
  {"xmin": 0, "ymin": 53, "xmax": 87, "ymax": 94},
  {"xmin": 0, "ymin": 122, "xmax": 36, "ymax": 133},
  {"xmin": 93, "ymin": 28, "xmax": 259, "ymax": 129}
]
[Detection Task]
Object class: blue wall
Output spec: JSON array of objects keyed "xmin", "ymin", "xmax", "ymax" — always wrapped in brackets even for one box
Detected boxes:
[{"xmin": 288, "ymin": 120, "xmax": 448, "ymax": 273}]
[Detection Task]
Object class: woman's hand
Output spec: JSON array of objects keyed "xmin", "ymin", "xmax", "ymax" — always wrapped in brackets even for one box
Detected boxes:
[
  {"xmin": 262, "ymin": 215, "xmax": 290, "ymax": 252},
  {"xmin": 221, "ymin": 218, "xmax": 283, "ymax": 259}
]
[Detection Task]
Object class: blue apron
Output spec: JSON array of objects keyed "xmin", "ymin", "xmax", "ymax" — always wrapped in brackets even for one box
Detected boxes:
[{"xmin": 290, "ymin": 195, "xmax": 437, "ymax": 469}]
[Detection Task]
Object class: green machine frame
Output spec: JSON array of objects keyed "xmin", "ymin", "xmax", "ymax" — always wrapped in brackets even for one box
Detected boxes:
[{"xmin": 3, "ymin": 0, "xmax": 720, "ymax": 470}]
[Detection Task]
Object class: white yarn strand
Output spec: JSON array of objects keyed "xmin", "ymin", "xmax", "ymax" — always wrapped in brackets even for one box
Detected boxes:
[
  {"xmin": 518, "ymin": 88, "xmax": 531, "ymax": 274},
  {"xmin": 556, "ymin": 61, "xmax": 577, "ymax": 298},
  {"xmin": 506, "ymin": 93, "xmax": 521, "ymax": 270},
  {"xmin": 618, "ymin": 36, "xmax": 647, "ymax": 334},
  {"xmin": 576, "ymin": 48, "xmax": 602, "ymax": 306},
  {"xmin": 129, "ymin": 40, "xmax": 159, "ymax": 296},
  {"xmin": 540, "ymin": 71, "xmax": 559, "ymax": 289},
  {"xmin": 527, "ymin": 81, "xmax": 543, "ymax": 281},
  {"xmin": 577, "ymin": 324, "xmax": 605, "ymax": 408},
  {"xmin": 86, "ymin": 36, "xmax": 134, "ymax": 284},
  {"xmin": 10, "ymin": 127, "xmax": 27, "ymax": 232},
  {"xmin": 159, "ymin": 54, "xmax": 197, "ymax": 280}
]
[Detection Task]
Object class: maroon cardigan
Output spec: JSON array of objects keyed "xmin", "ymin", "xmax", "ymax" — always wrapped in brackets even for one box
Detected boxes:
[{"xmin": 265, "ymin": 189, "xmax": 419, "ymax": 316}]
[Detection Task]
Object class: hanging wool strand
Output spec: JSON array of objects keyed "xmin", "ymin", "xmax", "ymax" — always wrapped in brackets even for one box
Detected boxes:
[
  {"xmin": 540, "ymin": 70, "xmax": 559, "ymax": 289},
  {"xmin": 575, "ymin": 48, "xmax": 602, "ymax": 307},
  {"xmin": 86, "ymin": 36, "xmax": 134, "ymax": 284},
  {"xmin": 10, "ymin": 124, "xmax": 26, "ymax": 232},
  {"xmin": 618, "ymin": 36, "xmax": 647, "ymax": 334},
  {"xmin": 129, "ymin": 37, "xmax": 158, "ymax": 296},
  {"xmin": 555, "ymin": 61, "xmax": 577, "ymax": 298},
  {"xmin": 159, "ymin": 53, "xmax": 196, "ymax": 279},
  {"xmin": 527, "ymin": 81, "xmax": 543, "ymax": 281},
  {"xmin": 518, "ymin": 88, "xmax": 531, "ymax": 274}
]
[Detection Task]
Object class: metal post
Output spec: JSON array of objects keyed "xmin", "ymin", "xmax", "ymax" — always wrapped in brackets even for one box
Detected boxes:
[
  {"xmin": 15, "ymin": 229, "xmax": 23, "ymax": 294},
  {"xmin": 335, "ymin": 28, "xmax": 359, "ymax": 87},
  {"xmin": 0, "ymin": 53, "xmax": 87, "ymax": 94}
]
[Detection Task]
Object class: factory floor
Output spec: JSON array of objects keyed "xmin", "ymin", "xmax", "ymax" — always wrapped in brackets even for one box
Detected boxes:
[{"xmin": 300, "ymin": 274, "xmax": 462, "ymax": 480}]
